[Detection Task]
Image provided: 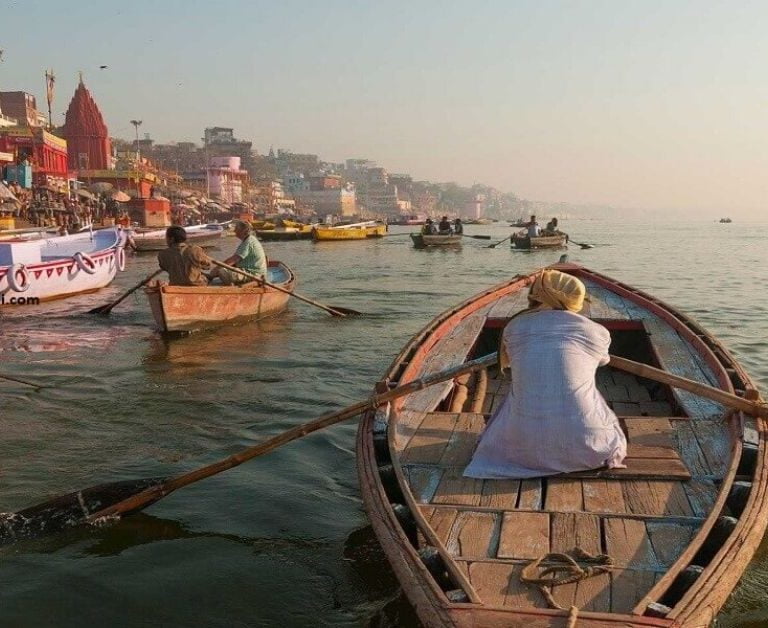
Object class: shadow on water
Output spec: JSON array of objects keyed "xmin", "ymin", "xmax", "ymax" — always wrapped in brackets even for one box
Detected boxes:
[{"xmin": 343, "ymin": 525, "xmax": 422, "ymax": 628}]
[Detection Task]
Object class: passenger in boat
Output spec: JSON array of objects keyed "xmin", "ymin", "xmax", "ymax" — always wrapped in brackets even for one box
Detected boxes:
[
  {"xmin": 421, "ymin": 218, "xmax": 437, "ymax": 235},
  {"xmin": 544, "ymin": 217, "xmax": 559, "ymax": 234},
  {"xmin": 453, "ymin": 218, "xmax": 464, "ymax": 235},
  {"xmin": 526, "ymin": 215, "xmax": 541, "ymax": 238},
  {"xmin": 464, "ymin": 269, "xmax": 627, "ymax": 479},
  {"xmin": 438, "ymin": 216, "xmax": 453, "ymax": 234},
  {"xmin": 158, "ymin": 226, "xmax": 212, "ymax": 287},
  {"xmin": 209, "ymin": 220, "xmax": 268, "ymax": 285}
]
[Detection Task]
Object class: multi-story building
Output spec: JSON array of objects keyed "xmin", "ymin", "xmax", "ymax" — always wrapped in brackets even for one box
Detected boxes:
[
  {"xmin": 203, "ymin": 127, "xmax": 256, "ymax": 175},
  {"xmin": 0, "ymin": 126, "xmax": 68, "ymax": 189},
  {"xmin": 294, "ymin": 187, "xmax": 356, "ymax": 216},
  {"xmin": 207, "ymin": 156, "xmax": 248, "ymax": 203},
  {"xmin": 273, "ymin": 149, "xmax": 319, "ymax": 177},
  {"xmin": 0, "ymin": 92, "xmax": 46, "ymax": 127}
]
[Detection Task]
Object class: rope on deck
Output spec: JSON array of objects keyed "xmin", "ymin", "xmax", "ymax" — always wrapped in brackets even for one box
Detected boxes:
[{"xmin": 520, "ymin": 548, "xmax": 614, "ymax": 627}]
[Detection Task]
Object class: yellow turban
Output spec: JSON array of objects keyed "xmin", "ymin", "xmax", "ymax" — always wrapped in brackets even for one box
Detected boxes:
[{"xmin": 527, "ymin": 269, "xmax": 586, "ymax": 312}]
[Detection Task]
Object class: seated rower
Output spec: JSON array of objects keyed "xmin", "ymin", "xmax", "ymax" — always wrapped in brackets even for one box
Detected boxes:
[
  {"xmin": 464, "ymin": 269, "xmax": 627, "ymax": 479},
  {"xmin": 158, "ymin": 226, "xmax": 212, "ymax": 286},
  {"xmin": 453, "ymin": 218, "xmax": 464, "ymax": 235},
  {"xmin": 544, "ymin": 217, "xmax": 559, "ymax": 234},
  {"xmin": 208, "ymin": 220, "xmax": 267, "ymax": 285},
  {"xmin": 438, "ymin": 215, "xmax": 453, "ymax": 234},
  {"xmin": 526, "ymin": 214, "xmax": 541, "ymax": 238},
  {"xmin": 421, "ymin": 218, "xmax": 437, "ymax": 235}
]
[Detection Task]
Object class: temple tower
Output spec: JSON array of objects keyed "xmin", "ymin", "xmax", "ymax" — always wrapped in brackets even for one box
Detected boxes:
[{"xmin": 62, "ymin": 77, "xmax": 112, "ymax": 171}]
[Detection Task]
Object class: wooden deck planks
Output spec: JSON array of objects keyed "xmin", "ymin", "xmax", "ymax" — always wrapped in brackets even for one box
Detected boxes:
[
  {"xmin": 610, "ymin": 569, "xmax": 657, "ymax": 613},
  {"xmin": 447, "ymin": 511, "xmax": 499, "ymax": 559},
  {"xmin": 432, "ymin": 468, "xmax": 484, "ymax": 506},
  {"xmin": 550, "ymin": 512, "xmax": 601, "ymax": 555},
  {"xmin": 486, "ymin": 291, "xmax": 529, "ymax": 319},
  {"xmin": 498, "ymin": 511, "xmax": 550, "ymax": 560},
  {"xmin": 582, "ymin": 480, "xmax": 627, "ymax": 514},
  {"xmin": 480, "ymin": 479, "xmax": 521, "ymax": 510},
  {"xmin": 604, "ymin": 518, "xmax": 658, "ymax": 569},
  {"xmin": 439, "ymin": 412, "xmax": 484, "ymax": 467},
  {"xmin": 646, "ymin": 521, "xmax": 697, "ymax": 568},
  {"xmin": 405, "ymin": 464, "xmax": 444, "ymax": 503},
  {"xmin": 401, "ymin": 412, "xmax": 457, "ymax": 463},
  {"xmin": 622, "ymin": 480, "xmax": 694, "ymax": 516},
  {"xmin": 545, "ymin": 478, "xmax": 584, "ymax": 511}
]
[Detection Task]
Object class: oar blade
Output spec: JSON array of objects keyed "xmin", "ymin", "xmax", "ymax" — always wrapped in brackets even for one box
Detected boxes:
[
  {"xmin": 0, "ymin": 477, "xmax": 166, "ymax": 546},
  {"xmin": 87, "ymin": 304, "xmax": 113, "ymax": 315},
  {"xmin": 328, "ymin": 306, "xmax": 364, "ymax": 316}
]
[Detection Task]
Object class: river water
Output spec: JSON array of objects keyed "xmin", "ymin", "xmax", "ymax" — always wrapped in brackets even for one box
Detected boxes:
[{"xmin": 0, "ymin": 220, "xmax": 766, "ymax": 627}]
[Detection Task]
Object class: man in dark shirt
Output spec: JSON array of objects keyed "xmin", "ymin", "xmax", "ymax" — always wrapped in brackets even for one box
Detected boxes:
[{"xmin": 157, "ymin": 226, "xmax": 212, "ymax": 286}]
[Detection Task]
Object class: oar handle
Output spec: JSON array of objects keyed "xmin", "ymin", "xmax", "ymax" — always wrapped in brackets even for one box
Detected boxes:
[
  {"xmin": 488, "ymin": 235, "xmax": 511, "ymax": 248},
  {"xmin": 86, "ymin": 352, "xmax": 500, "ymax": 522},
  {"xmin": 609, "ymin": 355, "xmax": 768, "ymax": 418},
  {"xmin": 211, "ymin": 260, "xmax": 347, "ymax": 317},
  {"xmin": 0, "ymin": 373, "xmax": 45, "ymax": 388}
]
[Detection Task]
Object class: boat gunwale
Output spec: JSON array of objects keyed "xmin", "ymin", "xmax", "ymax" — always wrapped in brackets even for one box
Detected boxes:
[{"xmin": 357, "ymin": 263, "xmax": 764, "ymax": 627}]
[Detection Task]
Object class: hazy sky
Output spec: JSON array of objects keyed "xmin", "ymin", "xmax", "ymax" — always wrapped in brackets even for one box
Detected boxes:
[{"xmin": 3, "ymin": 1, "xmax": 768, "ymax": 216}]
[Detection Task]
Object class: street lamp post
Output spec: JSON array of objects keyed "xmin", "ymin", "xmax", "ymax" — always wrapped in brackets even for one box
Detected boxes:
[{"xmin": 130, "ymin": 119, "xmax": 142, "ymax": 197}]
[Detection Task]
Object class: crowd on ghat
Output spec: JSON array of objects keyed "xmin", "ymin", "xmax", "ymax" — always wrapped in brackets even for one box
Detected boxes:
[{"xmin": 2, "ymin": 181, "xmax": 127, "ymax": 230}]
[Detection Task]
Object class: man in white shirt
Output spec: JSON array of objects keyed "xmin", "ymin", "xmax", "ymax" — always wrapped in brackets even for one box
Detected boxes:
[{"xmin": 526, "ymin": 215, "xmax": 541, "ymax": 238}]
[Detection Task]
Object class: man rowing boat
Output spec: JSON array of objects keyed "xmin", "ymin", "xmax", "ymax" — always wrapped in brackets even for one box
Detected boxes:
[
  {"xmin": 464, "ymin": 269, "xmax": 627, "ymax": 479},
  {"xmin": 157, "ymin": 226, "xmax": 212, "ymax": 286},
  {"xmin": 208, "ymin": 220, "xmax": 267, "ymax": 285}
]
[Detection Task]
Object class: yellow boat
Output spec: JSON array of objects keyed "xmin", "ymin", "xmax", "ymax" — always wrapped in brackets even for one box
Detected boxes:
[{"xmin": 312, "ymin": 221, "xmax": 387, "ymax": 241}]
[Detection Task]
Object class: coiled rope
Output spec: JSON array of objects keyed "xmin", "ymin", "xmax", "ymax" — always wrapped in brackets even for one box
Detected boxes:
[{"xmin": 520, "ymin": 548, "xmax": 614, "ymax": 627}]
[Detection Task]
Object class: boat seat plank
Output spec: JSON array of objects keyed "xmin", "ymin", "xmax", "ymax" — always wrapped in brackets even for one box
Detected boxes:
[
  {"xmin": 646, "ymin": 521, "xmax": 697, "ymax": 568},
  {"xmin": 405, "ymin": 464, "xmax": 444, "ymax": 503},
  {"xmin": 402, "ymin": 305, "xmax": 492, "ymax": 414},
  {"xmin": 446, "ymin": 511, "xmax": 499, "ymax": 559},
  {"xmin": 392, "ymin": 409, "xmax": 428, "ymax": 450},
  {"xmin": 401, "ymin": 412, "xmax": 458, "ymax": 464},
  {"xmin": 604, "ymin": 517, "xmax": 658, "ymax": 569},
  {"xmin": 480, "ymin": 479, "xmax": 521, "ymax": 510},
  {"xmin": 582, "ymin": 480, "xmax": 628, "ymax": 514},
  {"xmin": 498, "ymin": 511, "xmax": 550, "ymax": 560},
  {"xmin": 610, "ymin": 569, "xmax": 657, "ymax": 613},
  {"xmin": 622, "ymin": 481, "xmax": 694, "ymax": 517},
  {"xmin": 544, "ymin": 478, "xmax": 584, "ymax": 511},
  {"xmin": 432, "ymin": 468, "xmax": 483, "ymax": 506},
  {"xmin": 560, "ymin": 457, "xmax": 690, "ymax": 480}
]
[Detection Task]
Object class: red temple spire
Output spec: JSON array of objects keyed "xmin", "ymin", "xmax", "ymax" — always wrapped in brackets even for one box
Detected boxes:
[{"xmin": 62, "ymin": 78, "xmax": 112, "ymax": 171}]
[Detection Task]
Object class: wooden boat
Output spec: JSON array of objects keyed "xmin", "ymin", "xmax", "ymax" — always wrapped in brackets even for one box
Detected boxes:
[
  {"xmin": 719, "ymin": 218, "xmax": 732, "ymax": 224},
  {"xmin": 256, "ymin": 225, "xmax": 314, "ymax": 241},
  {"xmin": 512, "ymin": 232, "xmax": 567, "ymax": 249},
  {"xmin": 411, "ymin": 233, "xmax": 463, "ymax": 248},
  {"xmin": 357, "ymin": 262, "xmax": 766, "ymax": 627},
  {"xmin": 145, "ymin": 260, "xmax": 295, "ymax": 332},
  {"xmin": 312, "ymin": 221, "xmax": 386, "ymax": 241},
  {"xmin": 132, "ymin": 223, "xmax": 225, "ymax": 251},
  {"xmin": 0, "ymin": 228, "xmax": 126, "ymax": 303}
]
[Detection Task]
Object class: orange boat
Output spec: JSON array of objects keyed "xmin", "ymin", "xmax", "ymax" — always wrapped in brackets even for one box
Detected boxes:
[{"xmin": 145, "ymin": 260, "xmax": 295, "ymax": 332}]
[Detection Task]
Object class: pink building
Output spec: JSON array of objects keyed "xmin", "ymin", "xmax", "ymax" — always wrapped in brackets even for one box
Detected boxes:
[{"xmin": 208, "ymin": 156, "xmax": 248, "ymax": 203}]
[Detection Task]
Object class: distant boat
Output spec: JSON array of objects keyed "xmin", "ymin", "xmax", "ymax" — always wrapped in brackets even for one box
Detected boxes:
[
  {"xmin": 132, "ymin": 223, "xmax": 225, "ymax": 251},
  {"xmin": 410, "ymin": 233, "xmax": 463, "ymax": 248},
  {"xmin": 313, "ymin": 221, "xmax": 387, "ymax": 241},
  {"xmin": 391, "ymin": 214, "xmax": 427, "ymax": 226},
  {"xmin": 511, "ymin": 232, "xmax": 568, "ymax": 249},
  {"xmin": 719, "ymin": 218, "xmax": 733, "ymax": 223}
]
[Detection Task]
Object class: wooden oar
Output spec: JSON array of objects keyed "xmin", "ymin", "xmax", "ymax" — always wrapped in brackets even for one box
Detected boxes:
[
  {"xmin": 460, "ymin": 234, "xmax": 492, "ymax": 240},
  {"xmin": 0, "ymin": 373, "xmax": 46, "ymax": 388},
  {"xmin": 87, "ymin": 269, "xmax": 163, "ymax": 315},
  {"xmin": 0, "ymin": 352, "xmax": 498, "ymax": 545},
  {"xmin": 609, "ymin": 355, "xmax": 767, "ymax": 417},
  {"xmin": 568, "ymin": 237, "xmax": 594, "ymax": 249},
  {"xmin": 486, "ymin": 235, "xmax": 511, "ymax": 248},
  {"xmin": 211, "ymin": 260, "xmax": 362, "ymax": 317}
]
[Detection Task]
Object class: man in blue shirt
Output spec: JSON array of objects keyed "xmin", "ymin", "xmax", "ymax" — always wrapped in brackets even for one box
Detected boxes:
[{"xmin": 210, "ymin": 220, "xmax": 268, "ymax": 284}]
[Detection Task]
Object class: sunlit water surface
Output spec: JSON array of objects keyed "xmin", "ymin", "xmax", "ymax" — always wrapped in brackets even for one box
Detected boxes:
[{"xmin": 0, "ymin": 220, "xmax": 766, "ymax": 627}]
